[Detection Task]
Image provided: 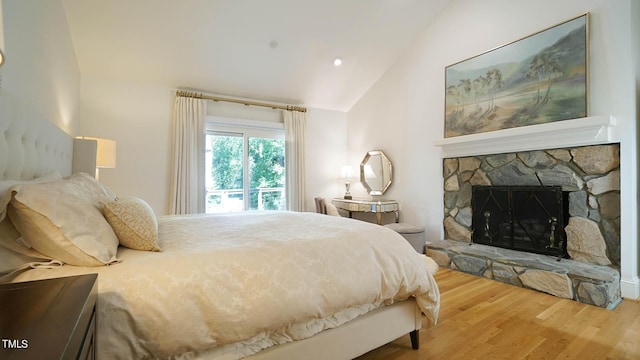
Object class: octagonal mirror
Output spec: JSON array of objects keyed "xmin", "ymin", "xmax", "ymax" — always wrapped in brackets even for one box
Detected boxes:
[{"xmin": 360, "ymin": 150, "xmax": 393, "ymax": 195}]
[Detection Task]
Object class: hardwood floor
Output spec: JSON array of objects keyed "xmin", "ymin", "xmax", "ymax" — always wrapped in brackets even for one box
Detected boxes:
[{"xmin": 356, "ymin": 268, "xmax": 640, "ymax": 360}]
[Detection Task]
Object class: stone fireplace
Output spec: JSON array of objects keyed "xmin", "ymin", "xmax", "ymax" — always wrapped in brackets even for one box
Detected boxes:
[{"xmin": 427, "ymin": 143, "xmax": 621, "ymax": 308}]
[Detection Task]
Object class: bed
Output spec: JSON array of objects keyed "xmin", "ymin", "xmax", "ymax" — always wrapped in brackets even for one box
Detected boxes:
[{"xmin": 0, "ymin": 116, "xmax": 440, "ymax": 359}]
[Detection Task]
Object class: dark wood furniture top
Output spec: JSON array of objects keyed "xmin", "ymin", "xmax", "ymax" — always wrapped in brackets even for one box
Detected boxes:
[{"xmin": 0, "ymin": 274, "xmax": 98, "ymax": 360}]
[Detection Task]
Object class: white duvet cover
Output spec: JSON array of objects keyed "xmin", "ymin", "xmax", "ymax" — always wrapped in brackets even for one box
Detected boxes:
[{"xmin": 10, "ymin": 211, "xmax": 440, "ymax": 359}]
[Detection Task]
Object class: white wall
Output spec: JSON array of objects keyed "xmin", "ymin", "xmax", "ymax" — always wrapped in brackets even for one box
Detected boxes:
[
  {"xmin": 78, "ymin": 77, "xmax": 174, "ymax": 214},
  {"xmin": 1, "ymin": 0, "xmax": 80, "ymax": 135},
  {"xmin": 305, "ymin": 108, "xmax": 349, "ymax": 211},
  {"xmin": 632, "ymin": 0, "xmax": 640, "ymax": 292},
  {"xmin": 347, "ymin": 0, "xmax": 639, "ymax": 298},
  {"xmin": 79, "ymin": 77, "xmax": 348, "ymax": 215}
]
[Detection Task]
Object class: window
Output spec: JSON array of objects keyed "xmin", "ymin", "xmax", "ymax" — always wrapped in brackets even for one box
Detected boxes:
[{"xmin": 205, "ymin": 118, "xmax": 285, "ymax": 213}]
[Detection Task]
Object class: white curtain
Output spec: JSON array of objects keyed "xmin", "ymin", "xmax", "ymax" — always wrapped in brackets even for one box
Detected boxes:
[
  {"xmin": 284, "ymin": 110, "xmax": 307, "ymax": 212},
  {"xmin": 169, "ymin": 96, "xmax": 206, "ymax": 214}
]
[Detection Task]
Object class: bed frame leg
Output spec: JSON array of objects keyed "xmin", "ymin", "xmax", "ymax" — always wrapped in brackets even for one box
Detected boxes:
[{"xmin": 410, "ymin": 329, "xmax": 419, "ymax": 350}]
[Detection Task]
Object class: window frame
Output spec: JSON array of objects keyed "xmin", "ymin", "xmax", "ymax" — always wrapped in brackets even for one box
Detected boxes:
[{"xmin": 205, "ymin": 116, "xmax": 285, "ymax": 212}]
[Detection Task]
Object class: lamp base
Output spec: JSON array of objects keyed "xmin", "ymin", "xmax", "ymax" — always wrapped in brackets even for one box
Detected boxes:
[{"xmin": 344, "ymin": 180, "xmax": 352, "ymax": 200}]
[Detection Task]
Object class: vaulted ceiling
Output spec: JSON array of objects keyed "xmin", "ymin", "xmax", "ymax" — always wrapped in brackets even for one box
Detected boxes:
[{"xmin": 62, "ymin": 0, "xmax": 452, "ymax": 111}]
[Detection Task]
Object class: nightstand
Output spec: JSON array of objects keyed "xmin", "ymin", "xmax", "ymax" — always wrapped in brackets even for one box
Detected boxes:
[{"xmin": 0, "ymin": 274, "xmax": 98, "ymax": 360}]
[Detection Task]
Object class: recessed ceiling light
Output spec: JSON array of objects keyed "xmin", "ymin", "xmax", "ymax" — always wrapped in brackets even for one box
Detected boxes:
[{"xmin": 333, "ymin": 58, "xmax": 342, "ymax": 66}]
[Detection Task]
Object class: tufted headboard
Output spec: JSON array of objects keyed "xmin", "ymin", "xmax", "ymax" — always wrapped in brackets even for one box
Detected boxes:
[{"xmin": 0, "ymin": 97, "xmax": 73, "ymax": 181}]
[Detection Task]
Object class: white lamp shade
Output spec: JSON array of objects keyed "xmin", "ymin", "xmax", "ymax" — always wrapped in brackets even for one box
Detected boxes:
[
  {"xmin": 78, "ymin": 136, "xmax": 117, "ymax": 168},
  {"xmin": 96, "ymin": 138, "xmax": 116, "ymax": 168},
  {"xmin": 341, "ymin": 165, "xmax": 353, "ymax": 179}
]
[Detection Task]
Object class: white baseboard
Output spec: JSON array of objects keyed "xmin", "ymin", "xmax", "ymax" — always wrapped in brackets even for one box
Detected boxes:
[{"xmin": 620, "ymin": 277, "xmax": 640, "ymax": 300}]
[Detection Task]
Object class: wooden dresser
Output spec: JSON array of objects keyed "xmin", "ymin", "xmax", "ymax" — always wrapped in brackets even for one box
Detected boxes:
[{"xmin": 0, "ymin": 274, "xmax": 98, "ymax": 360}]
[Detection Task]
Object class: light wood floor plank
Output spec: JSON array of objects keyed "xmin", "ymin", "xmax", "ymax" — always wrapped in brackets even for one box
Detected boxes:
[{"xmin": 355, "ymin": 268, "xmax": 640, "ymax": 360}]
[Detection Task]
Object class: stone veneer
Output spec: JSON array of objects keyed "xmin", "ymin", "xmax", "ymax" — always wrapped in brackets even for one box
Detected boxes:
[{"xmin": 428, "ymin": 144, "xmax": 621, "ymax": 308}]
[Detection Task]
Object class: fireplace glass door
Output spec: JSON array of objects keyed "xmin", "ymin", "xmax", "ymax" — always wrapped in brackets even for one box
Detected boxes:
[{"xmin": 471, "ymin": 185, "xmax": 568, "ymax": 257}]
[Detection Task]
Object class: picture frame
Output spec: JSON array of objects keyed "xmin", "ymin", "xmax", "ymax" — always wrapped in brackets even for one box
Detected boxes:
[{"xmin": 444, "ymin": 14, "xmax": 588, "ymax": 138}]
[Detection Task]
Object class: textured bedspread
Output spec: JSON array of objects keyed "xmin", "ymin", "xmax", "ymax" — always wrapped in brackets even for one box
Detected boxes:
[{"xmin": 10, "ymin": 211, "xmax": 440, "ymax": 359}]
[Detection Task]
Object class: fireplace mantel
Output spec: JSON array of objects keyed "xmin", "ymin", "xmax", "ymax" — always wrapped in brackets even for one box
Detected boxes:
[{"xmin": 434, "ymin": 115, "xmax": 616, "ymax": 158}]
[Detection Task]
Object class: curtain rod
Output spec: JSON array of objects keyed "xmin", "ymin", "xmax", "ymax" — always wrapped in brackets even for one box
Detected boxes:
[{"xmin": 176, "ymin": 90, "xmax": 307, "ymax": 113}]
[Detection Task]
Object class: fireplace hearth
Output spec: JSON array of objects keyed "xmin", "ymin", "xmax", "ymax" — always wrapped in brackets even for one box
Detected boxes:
[{"xmin": 471, "ymin": 185, "xmax": 569, "ymax": 259}]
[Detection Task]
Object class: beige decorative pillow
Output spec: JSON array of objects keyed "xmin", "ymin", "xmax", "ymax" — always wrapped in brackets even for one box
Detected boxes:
[
  {"xmin": 102, "ymin": 197, "xmax": 160, "ymax": 252},
  {"xmin": 7, "ymin": 173, "xmax": 119, "ymax": 266}
]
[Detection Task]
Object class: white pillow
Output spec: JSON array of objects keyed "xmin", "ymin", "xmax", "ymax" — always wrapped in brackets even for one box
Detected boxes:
[
  {"xmin": 7, "ymin": 173, "xmax": 119, "ymax": 266},
  {"xmin": 0, "ymin": 217, "xmax": 53, "ymax": 277},
  {"xmin": 0, "ymin": 171, "xmax": 63, "ymax": 221},
  {"xmin": 0, "ymin": 172, "xmax": 62, "ymax": 276}
]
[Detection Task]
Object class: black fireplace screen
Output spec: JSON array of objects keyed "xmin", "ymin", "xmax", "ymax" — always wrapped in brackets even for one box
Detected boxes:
[{"xmin": 471, "ymin": 185, "xmax": 568, "ymax": 258}]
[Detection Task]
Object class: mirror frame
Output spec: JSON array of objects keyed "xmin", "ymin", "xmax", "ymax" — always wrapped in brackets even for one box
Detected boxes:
[{"xmin": 360, "ymin": 150, "xmax": 393, "ymax": 196}]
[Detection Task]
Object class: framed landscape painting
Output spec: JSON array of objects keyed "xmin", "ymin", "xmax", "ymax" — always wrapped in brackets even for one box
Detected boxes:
[{"xmin": 444, "ymin": 14, "xmax": 588, "ymax": 138}]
